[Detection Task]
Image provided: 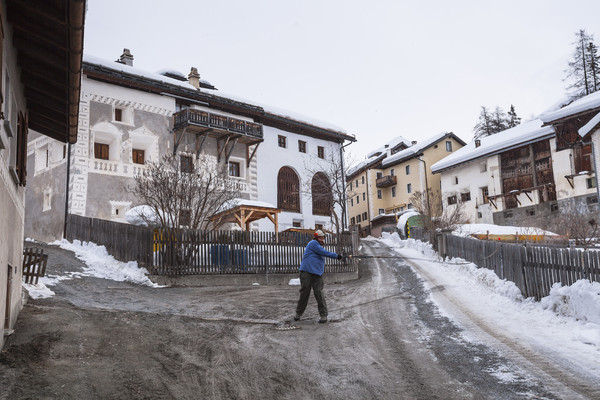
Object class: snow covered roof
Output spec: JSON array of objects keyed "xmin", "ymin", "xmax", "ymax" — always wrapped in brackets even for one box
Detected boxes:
[
  {"xmin": 347, "ymin": 153, "xmax": 385, "ymax": 177},
  {"xmin": 431, "ymin": 120, "xmax": 554, "ymax": 173},
  {"xmin": 83, "ymin": 54, "xmax": 351, "ymax": 137},
  {"xmin": 578, "ymin": 111, "xmax": 600, "ymax": 138},
  {"xmin": 366, "ymin": 136, "xmax": 411, "ymax": 158},
  {"xmin": 382, "ymin": 132, "xmax": 453, "ymax": 168},
  {"xmin": 219, "ymin": 198, "xmax": 277, "ymax": 212},
  {"xmin": 539, "ymin": 90, "xmax": 600, "ymax": 123}
]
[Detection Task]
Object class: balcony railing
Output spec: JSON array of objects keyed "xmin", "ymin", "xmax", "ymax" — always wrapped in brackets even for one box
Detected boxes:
[
  {"xmin": 173, "ymin": 109, "xmax": 263, "ymax": 140},
  {"xmin": 376, "ymin": 175, "xmax": 397, "ymax": 188}
]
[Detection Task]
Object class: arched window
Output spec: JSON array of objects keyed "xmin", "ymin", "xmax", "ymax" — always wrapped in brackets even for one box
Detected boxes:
[
  {"xmin": 312, "ymin": 172, "xmax": 331, "ymax": 216},
  {"xmin": 277, "ymin": 166, "xmax": 300, "ymax": 212}
]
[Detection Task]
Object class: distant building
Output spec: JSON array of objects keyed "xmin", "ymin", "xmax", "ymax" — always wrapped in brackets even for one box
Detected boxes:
[
  {"xmin": 347, "ymin": 132, "xmax": 465, "ymax": 237},
  {"xmin": 1, "ymin": 0, "xmax": 85, "ymax": 348},
  {"xmin": 25, "ymin": 51, "xmax": 355, "ymax": 241}
]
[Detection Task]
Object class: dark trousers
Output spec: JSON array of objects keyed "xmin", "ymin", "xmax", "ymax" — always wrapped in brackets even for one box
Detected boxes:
[{"xmin": 296, "ymin": 271, "xmax": 327, "ymax": 317}]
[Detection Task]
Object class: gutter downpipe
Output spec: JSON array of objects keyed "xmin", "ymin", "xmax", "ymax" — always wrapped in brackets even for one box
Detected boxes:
[
  {"xmin": 63, "ymin": 142, "xmax": 72, "ymax": 239},
  {"xmin": 418, "ymin": 156, "xmax": 431, "ymax": 217}
]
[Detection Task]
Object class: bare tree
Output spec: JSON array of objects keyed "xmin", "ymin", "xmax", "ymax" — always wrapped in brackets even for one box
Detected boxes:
[
  {"xmin": 131, "ymin": 153, "xmax": 238, "ymax": 231},
  {"xmin": 526, "ymin": 203, "xmax": 600, "ymax": 246},
  {"xmin": 409, "ymin": 189, "xmax": 467, "ymax": 235},
  {"xmin": 303, "ymin": 148, "xmax": 355, "ymax": 237}
]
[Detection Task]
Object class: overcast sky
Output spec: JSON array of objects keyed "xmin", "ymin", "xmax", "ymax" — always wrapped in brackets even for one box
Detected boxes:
[{"xmin": 83, "ymin": 0, "xmax": 600, "ymax": 161}]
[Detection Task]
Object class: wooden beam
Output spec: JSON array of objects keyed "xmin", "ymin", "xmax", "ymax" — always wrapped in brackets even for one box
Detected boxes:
[
  {"xmin": 217, "ymin": 135, "xmax": 231, "ymax": 163},
  {"xmin": 225, "ymin": 137, "xmax": 239, "ymax": 164},
  {"xmin": 173, "ymin": 128, "xmax": 186, "ymax": 154},
  {"xmin": 247, "ymin": 143, "xmax": 260, "ymax": 168}
]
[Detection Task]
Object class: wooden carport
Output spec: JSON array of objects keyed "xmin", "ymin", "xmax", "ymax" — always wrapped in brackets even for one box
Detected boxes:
[{"xmin": 210, "ymin": 203, "xmax": 281, "ymax": 241}]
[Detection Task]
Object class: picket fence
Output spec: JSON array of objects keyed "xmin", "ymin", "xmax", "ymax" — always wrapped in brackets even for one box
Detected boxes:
[
  {"xmin": 442, "ymin": 234, "xmax": 600, "ymax": 300},
  {"xmin": 66, "ymin": 214, "xmax": 358, "ymax": 276}
]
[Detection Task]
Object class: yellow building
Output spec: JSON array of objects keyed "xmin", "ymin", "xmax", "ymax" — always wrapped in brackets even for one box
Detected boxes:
[{"xmin": 347, "ymin": 132, "xmax": 465, "ymax": 237}]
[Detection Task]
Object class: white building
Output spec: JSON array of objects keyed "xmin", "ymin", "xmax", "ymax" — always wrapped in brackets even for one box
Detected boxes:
[
  {"xmin": 1, "ymin": 0, "xmax": 85, "ymax": 348},
  {"xmin": 25, "ymin": 51, "xmax": 355, "ymax": 241}
]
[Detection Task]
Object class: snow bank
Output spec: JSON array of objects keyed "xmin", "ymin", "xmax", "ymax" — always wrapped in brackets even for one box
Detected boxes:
[
  {"xmin": 541, "ymin": 280, "xmax": 600, "ymax": 324},
  {"xmin": 452, "ymin": 223, "xmax": 557, "ymax": 237},
  {"xmin": 49, "ymin": 239, "xmax": 163, "ymax": 288},
  {"xmin": 378, "ymin": 233, "xmax": 600, "ymax": 356}
]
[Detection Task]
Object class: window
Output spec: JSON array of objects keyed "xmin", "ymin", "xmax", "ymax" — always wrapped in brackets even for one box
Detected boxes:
[
  {"xmin": 278, "ymin": 135, "xmax": 287, "ymax": 148},
  {"xmin": 407, "ymin": 183, "xmax": 412, "ymax": 194},
  {"xmin": 362, "ymin": 176, "xmax": 365, "ymax": 184},
  {"xmin": 391, "ymin": 187, "xmax": 396, "ymax": 197},
  {"xmin": 312, "ymin": 172, "xmax": 332, "ymax": 216},
  {"xmin": 180, "ymin": 155, "xmax": 193, "ymax": 173},
  {"xmin": 349, "ymin": 182, "xmax": 353, "ymax": 190},
  {"xmin": 351, "ymin": 217, "xmax": 356, "ymax": 225},
  {"xmin": 587, "ymin": 178, "xmax": 596, "ymax": 189},
  {"xmin": 298, "ymin": 140, "xmax": 306, "ymax": 153},
  {"xmin": 315, "ymin": 223, "xmax": 323, "ymax": 230},
  {"xmin": 356, "ymin": 179, "xmax": 359, "ymax": 186},
  {"xmin": 317, "ymin": 146, "xmax": 325, "ymax": 159},
  {"xmin": 527, "ymin": 209, "xmax": 535, "ymax": 216},
  {"xmin": 551, "ymin": 203, "xmax": 559, "ymax": 212},
  {"xmin": 481, "ymin": 187, "xmax": 489, "ymax": 204},
  {"xmin": 132, "ymin": 149, "xmax": 145, "ymax": 165},
  {"xmin": 447, "ymin": 195, "xmax": 457, "ymax": 205},
  {"xmin": 356, "ymin": 195, "xmax": 360, "ymax": 204},
  {"xmin": 350, "ymin": 198, "xmax": 353, "ymax": 206},
  {"xmin": 405, "ymin": 165, "xmax": 410, "ymax": 175},
  {"xmin": 586, "ymin": 196, "xmax": 599, "ymax": 205},
  {"xmin": 94, "ymin": 143, "xmax": 109, "ymax": 160},
  {"xmin": 446, "ymin": 141, "xmax": 453, "ymax": 152},
  {"xmin": 277, "ymin": 166, "xmax": 300, "ymax": 212},
  {"xmin": 454, "ymin": 176, "xmax": 459, "ymax": 185},
  {"xmin": 293, "ymin": 221, "xmax": 301, "ymax": 228},
  {"xmin": 114, "ymin": 108, "xmax": 122, "ymax": 122},
  {"xmin": 574, "ymin": 144, "xmax": 592, "ymax": 173},
  {"xmin": 376, "ymin": 172, "xmax": 383, "ymax": 179},
  {"xmin": 357, "ymin": 214, "xmax": 362, "ymax": 223},
  {"xmin": 362, "ymin": 212, "xmax": 368, "ymax": 221},
  {"xmin": 477, "ymin": 212, "xmax": 482, "ymax": 219},
  {"xmin": 43, "ymin": 187, "xmax": 52, "ymax": 212},
  {"xmin": 179, "ymin": 209, "xmax": 192, "ymax": 226},
  {"xmin": 377, "ymin": 190, "xmax": 382, "ymax": 199},
  {"xmin": 407, "ymin": 203, "xmax": 412, "ymax": 209},
  {"xmin": 113, "ymin": 106, "xmax": 133, "ymax": 124},
  {"xmin": 390, "ymin": 169, "xmax": 395, "ymax": 176},
  {"xmin": 461, "ymin": 192, "xmax": 471, "ymax": 202},
  {"xmin": 362, "ymin": 192, "xmax": 366, "ymax": 201},
  {"xmin": 379, "ymin": 208, "xmax": 385, "ymax": 214},
  {"xmin": 229, "ymin": 161, "xmax": 240, "ymax": 177},
  {"xmin": 480, "ymin": 162, "xmax": 487, "ymax": 173}
]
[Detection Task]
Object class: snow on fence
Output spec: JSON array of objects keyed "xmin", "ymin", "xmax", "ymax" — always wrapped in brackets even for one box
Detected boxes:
[
  {"xmin": 66, "ymin": 214, "xmax": 359, "ymax": 276},
  {"xmin": 440, "ymin": 234, "xmax": 600, "ymax": 300}
]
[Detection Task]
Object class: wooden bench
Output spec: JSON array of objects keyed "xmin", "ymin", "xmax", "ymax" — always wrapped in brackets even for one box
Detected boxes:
[{"xmin": 22, "ymin": 247, "xmax": 48, "ymax": 284}]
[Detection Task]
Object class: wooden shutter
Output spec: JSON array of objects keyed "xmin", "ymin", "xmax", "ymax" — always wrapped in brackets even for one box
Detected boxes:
[
  {"xmin": 277, "ymin": 166, "xmax": 300, "ymax": 212},
  {"xmin": 312, "ymin": 172, "xmax": 331, "ymax": 216},
  {"xmin": 16, "ymin": 111, "xmax": 28, "ymax": 186}
]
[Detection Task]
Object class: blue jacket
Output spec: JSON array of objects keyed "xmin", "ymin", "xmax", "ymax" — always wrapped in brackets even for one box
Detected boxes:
[{"xmin": 299, "ymin": 239, "xmax": 339, "ymax": 276}]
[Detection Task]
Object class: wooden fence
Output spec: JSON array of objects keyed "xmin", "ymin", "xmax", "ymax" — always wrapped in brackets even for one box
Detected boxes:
[
  {"xmin": 441, "ymin": 234, "xmax": 600, "ymax": 300},
  {"xmin": 66, "ymin": 214, "xmax": 358, "ymax": 276},
  {"xmin": 150, "ymin": 228, "xmax": 358, "ymax": 276},
  {"xmin": 66, "ymin": 214, "xmax": 154, "ymax": 267},
  {"xmin": 22, "ymin": 247, "xmax": 48, "ymax": 284}
]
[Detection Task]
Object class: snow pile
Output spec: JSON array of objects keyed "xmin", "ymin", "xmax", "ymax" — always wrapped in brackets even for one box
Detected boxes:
[
  {"xmin": 23, "ymin": 282, "xmax": 55, "ymax": 299},
  {"xmin": 541, "ymin": 280, "xmax": 600, "ymax": 324},
  {"xmin": 49, "ymin": 239, "xmax": 162, "ymax": 288},
  {"xmin": 126, "ymin": 205, "xmax": 173, "ymax": 227},
  {"xmin": 289, "ymin": 278, "xmax": 300, "ymax": 286},
  {"xmin": 377, "ymin": 233, "xmax": 600, "ymax": 355}
]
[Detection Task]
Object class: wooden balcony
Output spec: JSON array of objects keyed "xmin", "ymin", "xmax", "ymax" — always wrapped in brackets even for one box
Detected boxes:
[
  {"xmin": 173, "ymin": 108, "xmax": 263, "ymax": 144},
  {"xmin": 376, "ymin": 175, "xmax": 397, "ymax": 188}
]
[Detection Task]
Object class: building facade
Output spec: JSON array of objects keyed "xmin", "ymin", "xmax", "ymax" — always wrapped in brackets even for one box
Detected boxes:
[
  {"xmin": 25, "ymin": 51, "xmax": 355, "ymax": 242},
  {"xmin": 347, "ymin": 132, "xmax": 465, "ymax": 236},
  {"xmin": 1, "ymin": 0, "xmax": 85, "ymax": 348}
]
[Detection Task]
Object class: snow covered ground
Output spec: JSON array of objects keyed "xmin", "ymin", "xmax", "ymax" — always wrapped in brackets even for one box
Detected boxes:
[
  {"xmin": 377, "ymin": 232, "xmax": 600, "ymax": 379},
  {"xmin": 23, "ymin": 239, "xmax": 162, "ymax": 298}
]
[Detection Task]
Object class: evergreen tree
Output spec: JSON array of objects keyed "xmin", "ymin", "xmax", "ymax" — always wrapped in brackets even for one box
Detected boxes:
[
  {"xmin": 565, "ymin": 29, "xmax": 597, "ymax": 99},
  {"xmin": 491, "ymin": 106, "xmax": 508, "ymax": 133},
  {"xmin": 506, "ymin": 104, "xmax": 521, "ymax": 128},
  {"xmin": 587, "ymin": 41, "xmax": 600, "ymax": 93}
]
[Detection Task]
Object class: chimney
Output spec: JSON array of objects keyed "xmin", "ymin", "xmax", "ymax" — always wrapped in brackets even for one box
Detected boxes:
[
  {"xmin": 188, "ymin": 67, "xmax": 201, "ymax": 89},
  {"xmin": 118, "ymin": 48, "xmax": 134, "ymax": 66},
  {"xmin": 411, "ymin": 141, "xmax": 417, "ymax": 145},
  {"xmin": 475, "ymin": 139, "xmax": 481, "ymax": 148}
]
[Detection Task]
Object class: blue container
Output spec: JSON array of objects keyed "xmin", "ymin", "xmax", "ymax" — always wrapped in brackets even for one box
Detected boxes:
[{"xmin": 211, "ymin": 245, "xmax": 230, "ymax": 266}]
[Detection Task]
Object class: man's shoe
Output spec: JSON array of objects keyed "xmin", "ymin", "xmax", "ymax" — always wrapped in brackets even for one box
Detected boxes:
[
  {"xmin": 318, "ymin": 317, "xmax": 327, "ymax": 324},
  {"xmin": 294, "ymin": 314, "xmax": 301, "ymax": 321}
]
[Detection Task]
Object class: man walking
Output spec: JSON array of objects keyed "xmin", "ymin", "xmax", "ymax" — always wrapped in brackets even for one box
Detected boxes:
[{"xmin": 295, "ymin": 230, "xmax": 342, "ymax": 323}]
